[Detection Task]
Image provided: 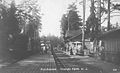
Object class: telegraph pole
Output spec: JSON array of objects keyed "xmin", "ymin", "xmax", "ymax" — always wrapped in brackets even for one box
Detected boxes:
[
  {"xmin": 68, "ymin": 13, "xmax": 70, "ymax": 31},
  {"xmin": 107, "ymin": 0, "xmax": 110, "ymax": 31},
  {"xmin": 97, "ymin": 0, "xmax": 101, "ymax": 31},
  {"xmin": 82, "ymin": 0, "xmax": 86, "ymax": 54}
]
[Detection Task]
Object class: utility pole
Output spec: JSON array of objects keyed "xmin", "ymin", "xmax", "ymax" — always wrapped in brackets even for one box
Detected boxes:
[
  {"xmin": 97, "ymin": 0, "xmax": 101, "ymax": 31},
  {"xmin": 82, "ymin": 0, "xmax": 86, "ymax": 54},
  {"xmin": 68, "ymin": 13, "xmax": 70, "ymax": 31},
  {"xmin": 91, "ymin": 0, "xmax": 94, "ymax": 13},
  {"xmin": 107, "ymin": 0, "xmax": 110, "ymax": 31}
]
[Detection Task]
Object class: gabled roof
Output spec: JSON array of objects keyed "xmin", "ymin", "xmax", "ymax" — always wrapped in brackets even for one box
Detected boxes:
[
  {"xmin": 65, "ymin": 29, "xmax": 82, "ymax": 41},
  {"xmin": 65, "ymin": 29, "xmax": 82, "ymax": 38}
]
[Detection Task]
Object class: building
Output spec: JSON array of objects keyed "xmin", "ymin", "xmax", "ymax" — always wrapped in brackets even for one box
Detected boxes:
[
  {"xmin": 65, "ymin": 29, "xmax": 90, "ymax": 55},
  {"xmin": 98, "ymin": 29, "xmax": 120, "ymax": 64},
  {"xmin": 64, "ymin": 29, "xmax": 82, "ymax": 55}
]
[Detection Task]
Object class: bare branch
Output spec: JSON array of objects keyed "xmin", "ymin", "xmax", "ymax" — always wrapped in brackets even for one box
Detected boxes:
[
  {"xmin": 111, "ymin": 12, "xmax": 120, "ymax": 14},
  {"xmin": 101, "ymin": 17, "xmax": 107, "ymax": 24},
  {"xmin": 101, "ymin": 14, "xmax": 120, "ymax": 24}
]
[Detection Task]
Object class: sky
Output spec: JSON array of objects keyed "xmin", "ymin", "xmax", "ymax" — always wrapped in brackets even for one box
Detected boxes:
[
  {"xmin": 39, "ymin": 0, "xmax": 76, "ymax": 37},
  {"xmin": 7, "ymin": 0, "xmax": 120, "ymax": 37},
  {"xmin": 38, "ymin": 0, "xmax": 93, "ymax": 37}
]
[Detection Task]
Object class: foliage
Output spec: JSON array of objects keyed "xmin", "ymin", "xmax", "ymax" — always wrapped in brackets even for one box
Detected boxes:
[
  {"xmin": 86, "ymin": 0, "xmax": 100, "ymax": 41},
  {"xmin": 16, "ymin": 0, "xmax": 42, "ymax": 37},
  {"xmin": 7, "ymin": 1, "xmax": 20, "ymax": 35},
  {"xmin": 0, "ymin": 0, "xmax": 42, "ymax": 58},
  {"xmin": 86, "ymin": 11, "xmax": 99, "ymax": 41},
  {"xmin": 86, "ymin": 0, "xmax": 120, "ymax": 41},
  {"xmin": 112, "ymin": 3, "xmax": 120, "ymax": 10},
  {"xmin": 0, "ymin": 1, "xmax": 21, "ymax": 50},
  {"xmin": 15, "ymin": 0, "xmax": 42, "ymax": 52},
  {"xmin": 60, "ymin": 2, "xmax": 83, "ymax": 41},
  {"xmin": 60, "ymin": 14, "xmax": 68, "ymax": 40},
  {"xmin": 41, "ymin": 35, "xmax": 64, "ymax": 48},
  {"xmin": 67, "ymin": 3, "xmax": 82, "ymax": 30}
]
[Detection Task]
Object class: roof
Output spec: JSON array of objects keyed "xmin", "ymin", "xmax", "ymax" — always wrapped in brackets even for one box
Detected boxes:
[
  {"xmin": 99, "ymin": 28, "xmax": 120, "ymax": 39},
  {"xmin": 65, "ymin": 29, "xmax": 82, "ymax": 42},
  {"xmin": 65, "ymin": 29, "xmax": 82, "ymax": 38}
]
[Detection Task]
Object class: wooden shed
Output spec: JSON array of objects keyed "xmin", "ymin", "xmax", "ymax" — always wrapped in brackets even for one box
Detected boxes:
[{"xmin": 98, "ymin": 29, "xmax": 120, "ymax": 64}]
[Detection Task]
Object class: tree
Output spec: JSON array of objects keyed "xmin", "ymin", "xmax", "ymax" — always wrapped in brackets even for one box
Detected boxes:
[
  {"xmin": 60, "ymin": 2, "xmax": 83, "ymax": 41},
  {"xmin": 16, "ymin": 0, "xmax": 42, "ymax": 36},
  {"xmin": 0, "ymin": 0, "xmax": 42, "ymax": 59},
  {"xmin": 60, "ymin": 14, "xmax": 68, "ymax": 40},
  {"xmin": 0, "ymin": 0, "xmax": 25, "ymax": 59},
  {"xmin": 0, "ymin": 2, "xmax": 9, "ymax": 52},
  {"xmin": 6, "ymin": 1, "xmax": 20, "ymax": 36},
  {"xmin": 15, "ymin": 0, "xmax": 42, "ymax": 52},
  {"xmin": 86, "ymin": 0, "xmax": 100, "ymax": 41},
  {"xmin": 100, "ymin": 0, "xmax": 120, "ymax": 29},
  {"xmin": 86, "ymin": 0, "xmax": 120, "ymax": 41},
  {"xmin": 41, "ymin": 35, "xmax": 64, "ymax": 48},
  {"xmin": 67, "ymin": 3, "xmax": 82, "ymax": 30},
  {"xmin": 0, "ymin": 0, "xmax": 21, "ymax": 49}
]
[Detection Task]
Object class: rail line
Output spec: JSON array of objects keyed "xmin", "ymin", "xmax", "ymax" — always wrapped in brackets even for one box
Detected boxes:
[{"xmin": 51, "ymin": 48, "xmax": 70, "ymax": 73}]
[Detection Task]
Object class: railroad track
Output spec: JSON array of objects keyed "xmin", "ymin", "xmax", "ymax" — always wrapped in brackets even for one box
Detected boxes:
[{"xmin": 51, "ymin": 49, "xmax": 70, "ymax": 73}]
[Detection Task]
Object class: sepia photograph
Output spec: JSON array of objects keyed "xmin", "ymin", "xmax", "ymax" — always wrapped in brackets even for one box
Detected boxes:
[{"xmin": 0, "ymin": 0, "xmax": 120, "ymax": 73}]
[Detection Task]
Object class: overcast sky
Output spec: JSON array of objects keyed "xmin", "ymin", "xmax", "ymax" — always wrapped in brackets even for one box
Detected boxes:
[{"xmin": 39, "ymin": 0, "xmax": 76, "ymax": 37}]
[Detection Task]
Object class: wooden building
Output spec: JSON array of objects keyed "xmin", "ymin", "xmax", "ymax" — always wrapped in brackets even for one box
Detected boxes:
[
  {"xmin": 65, "ymin": 29, "xmax": 90, "ymax": 55},
  {"xmin": 64, "ymin": 29, "xmax": 82, "ymax": 55},
  {"xmin": 98, "ymin": 29, "xmax": 120, "ymax": 64}
]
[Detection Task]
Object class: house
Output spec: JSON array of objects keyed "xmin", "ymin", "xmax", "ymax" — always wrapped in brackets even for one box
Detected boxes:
[
  {"xmin": 98, "ymin": 28, "xmax": 120, "ymax": 64},
  {"xmin": 64, "ymin": 29, "xmax": 82, "ymax": 55},
  {"xmin": 64, "ymin": 29, "xmax": 90, "ymax": 55}
]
